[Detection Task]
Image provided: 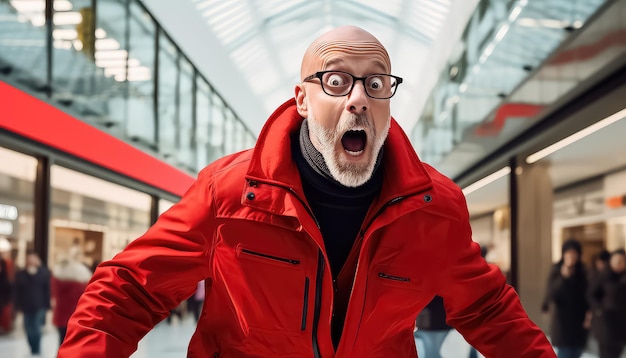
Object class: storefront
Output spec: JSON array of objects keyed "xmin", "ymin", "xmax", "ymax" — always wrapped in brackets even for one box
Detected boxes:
[{"xmin": 0, "ymin": 145, "xmax": 154, "ymax": 269}]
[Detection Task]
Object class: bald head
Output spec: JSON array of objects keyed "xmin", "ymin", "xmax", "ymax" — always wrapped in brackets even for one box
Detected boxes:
[{"xmin": 300, "ymin": 26, "xmax": 391, "ymax": 80}]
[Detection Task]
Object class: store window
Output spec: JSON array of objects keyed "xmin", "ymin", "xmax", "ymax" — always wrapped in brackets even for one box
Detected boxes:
[
  {"xmin": 178, "ymin": 57, "xmax": 195, "ymax": 171},
  {"xmin": 50, "ymin": 165, "xmax": 151, "ymax": 269},
  {"xmin": 196, "ymin": 77, "xmax": 211, "ymax": 169},
  {"xmin": 94, "ymin": 0, "xmax": 129, "ymax": 133},
  {"xmin": 465, "ymin": 168, "xmax": 512, "ymax": 281},
  {"xmin": 126, "ymin": 0, "xmax": 156, "ymax": 149},
  {"xmin": 0, "ymin": 0, "xmax": 48, "ymax": 92},
  {"xmin": 0, "ymin": 147, "xmax": 37, "ymax": 267},
  {"xmin": 51, "ymin": 0, "xmax": 100, "ymax": 119},
  {"xmin": 157, "ymin": 31, "xmax": 178, "ymax": 163},
  {"xmin": 209, "ymin": 93, "xmax": 225, "ymax": 162}
]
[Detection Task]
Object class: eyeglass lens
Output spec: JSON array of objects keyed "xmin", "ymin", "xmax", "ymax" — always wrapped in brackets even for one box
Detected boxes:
[{"xmin": 320, "ymin": 72, "xmax": 398, "ymax": 98}]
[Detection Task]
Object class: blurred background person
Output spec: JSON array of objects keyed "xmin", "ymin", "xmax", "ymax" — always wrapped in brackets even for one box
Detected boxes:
[
  {"xmin": 15, "ymin": 251, "xmax": 51, "ymax": 356},
  {"xmin": 542, "ymin": 239, "xmax": 589, "ymax": 358},
  {"xmin": 415, "ymin": 295, "xmax": 452, "ymax": 358},
  {"xmin": 0, "ymin": 237, "xmax": 14, "ymax": 334},
  {"xmin": 187, "ymin": 280, "xmax": 205, "ymax": 322},
  {"xmin": 588, "ymin": 249, "xmax": 626, "ymax": 358},
  {"xmin": 590, "ymin": 250, "xmax": 611, "ymax": 283},
  {"xmin": 51, "ymin": 247, "xmax": 92, "ymax": 346}
]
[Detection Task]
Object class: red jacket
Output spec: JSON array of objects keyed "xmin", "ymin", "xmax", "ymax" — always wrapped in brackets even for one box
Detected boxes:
[{"xmin": 59, "ymin": 99, "xmax": 555, "ymax": 357}]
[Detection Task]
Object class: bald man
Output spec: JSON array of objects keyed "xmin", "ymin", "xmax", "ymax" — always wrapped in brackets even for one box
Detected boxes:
[{"xmin": 59, "ymin": 26, "xmax": 555, "ymax": 357}]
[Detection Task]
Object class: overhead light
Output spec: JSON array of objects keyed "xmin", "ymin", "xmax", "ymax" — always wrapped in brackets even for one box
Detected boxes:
[
  {"xmin": 53, "ymin": 11, "xmax": 82, "ymax": 25},
  {"xmin": 53, "ymin": 40, "xmax": 72, "ymax": 50},
  {"xmin": 95, "ymin": 28, "xmax": 107, "ymax": 39},
  {"xmin": 495, "ymin": 24, "xmax": 510, "ymax": 42},
  {"xmin": 526, "ymin": 107, "xmax": 626, "ymax": 164},
  {"xmin": 72, "ymin": 39, "xmax": 82, "ymax": 50},
  {"xmin": 95, "ymin": 58, "xmax": 139, "ymax": 69},
  {"xmin": 52, "ymin": 28, "xmax": 77, "ymax": 40},
  {"xmin": 30, "ymin": 15, "xmax": 45, "ymax": 27},
  {"xmin": 517, "ymin": 18, "xmax": 570, "ymax": 29},
  {"xmin": 95, "ymin": 49, "xmax": 128, "ymax": 60},
  {"xmin": 53, "ymin": 0, "xmax": 73, "ymax": 11},
  {"xmin": 10, "ymin": 0, "xmax": 45, "ymax": 13},
  {"xmin": 462, "ymin": 167, "xmax": 511, "ymax": 196},
  {"xmin": 95, "ymin": 38, "xmax": 120, "ymax": 51},
  {"xmin": 508, "ymin": 6, "xmax": 523, "ymax": 22}
]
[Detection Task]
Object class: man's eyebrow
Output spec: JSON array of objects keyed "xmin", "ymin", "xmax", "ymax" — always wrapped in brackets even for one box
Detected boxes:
[{"xmin": 322, "ymin": 57, "xmax": 345, "ymax": 69}]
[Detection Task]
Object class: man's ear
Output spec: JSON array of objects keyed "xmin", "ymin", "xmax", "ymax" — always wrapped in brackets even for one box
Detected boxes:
[{"xmin": 295, "ymin": 84, "xmax": 308, "ymax": 118}]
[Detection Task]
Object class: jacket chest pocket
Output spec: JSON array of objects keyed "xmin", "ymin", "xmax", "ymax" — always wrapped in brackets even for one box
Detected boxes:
[
  {"xmin": 374, "ymin": 265, "xmax": 423, "ymax": 291},
  {"xmin": 232, "ymin": 245, "xmax": 309, "ymax": 334}
]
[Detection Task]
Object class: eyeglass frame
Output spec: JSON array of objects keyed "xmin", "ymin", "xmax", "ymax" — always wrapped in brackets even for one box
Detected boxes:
[{"xmin": 302, "ymin": 70, "xmax": 403, "ymax": 99}]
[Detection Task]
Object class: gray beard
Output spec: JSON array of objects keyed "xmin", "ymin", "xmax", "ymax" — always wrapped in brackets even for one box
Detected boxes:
[
  {"xmin": 298, "ymin": 119, "xmax": 384, "ymax": 187},
  {"xmin": 299, "ymin": 119, "xmax": 335, "ymax": 181}
]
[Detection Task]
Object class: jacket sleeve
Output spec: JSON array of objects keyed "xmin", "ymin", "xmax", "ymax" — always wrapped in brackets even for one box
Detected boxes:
[
  {"xmin": 437, "ymin": 190, "xmax": 555, "ymax": 358},
  {"xmin": 58, "ymin": 168, "xmax": 217, "ymax": 357}
]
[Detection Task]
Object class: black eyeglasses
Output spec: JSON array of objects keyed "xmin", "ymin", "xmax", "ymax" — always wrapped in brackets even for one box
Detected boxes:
[{"xmin": 303, "ymin": 70, "xmax": 403, "ymax": 99}]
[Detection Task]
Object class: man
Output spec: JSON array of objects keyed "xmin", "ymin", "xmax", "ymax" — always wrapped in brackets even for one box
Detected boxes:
[
  {"xmin": 59, "ymin": 26, "xmax": 554, "ymax": 357},
  {"xmin": 542, "ymin": 239, "xmax": 589, "ymax": 358},
  {"xmin": 15, "ymin": 251, "xmax": 50, "ymax": 356}
]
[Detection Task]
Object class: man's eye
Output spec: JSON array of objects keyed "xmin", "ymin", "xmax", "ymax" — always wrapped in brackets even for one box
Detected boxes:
[
  {"xmin": 326, "ymin": 74, "xmax": 346, "ymax": 87},
  {"xmin": 368, "ymin": 77, "xmax": 383, "ymax": 90}
]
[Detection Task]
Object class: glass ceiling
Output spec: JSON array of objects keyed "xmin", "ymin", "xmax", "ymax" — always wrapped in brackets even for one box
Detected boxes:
[
  {"xmin": 413, "ymin": 0, "xmax": 612, "ymax": 180},
  {"xmin": 191, "ymin": 0, "xmax": 453, "ymax": 128}
]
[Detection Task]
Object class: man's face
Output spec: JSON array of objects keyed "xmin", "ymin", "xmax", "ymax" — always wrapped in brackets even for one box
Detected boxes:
[
  {"xmin": 296, "ymin": 30, "xmax": 392, "ymax": 187},
  {"xmin": 610, "ymin": 253, "xmax": 625, "ymax": 274},
  {"xmin": 26, "ymin": 253, "xmax": 39, "ymax": 268},
  {"xmin": 562, "ymin": 249, "xmax": 579, "ymax": 267}
]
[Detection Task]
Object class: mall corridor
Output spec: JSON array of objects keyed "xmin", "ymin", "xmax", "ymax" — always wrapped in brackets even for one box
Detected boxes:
[
  {"xmin": 0, "ymin": 312, "xmax": 609, "ymax": 358},
  {"xmin": 1, "ymin": 0, "xmax": 626, "ymax": 356}
]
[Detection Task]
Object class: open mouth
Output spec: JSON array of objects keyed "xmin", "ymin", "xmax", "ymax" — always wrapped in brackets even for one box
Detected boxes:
[{"xmin": 341, "ymin": 130, "xmax": 367, "ymax": 155}]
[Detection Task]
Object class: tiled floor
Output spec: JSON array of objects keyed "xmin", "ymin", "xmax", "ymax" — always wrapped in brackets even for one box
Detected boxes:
[{"xmin": 0, "ymin": 312, "xmax": 605, "ymax": 358}]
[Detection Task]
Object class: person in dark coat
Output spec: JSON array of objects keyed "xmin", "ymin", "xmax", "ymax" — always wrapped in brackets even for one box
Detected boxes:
[
  {"xmin": 0, "ymin": 257, "xmax": 13, "ymax": 333},
  {"xmin": 0, "ymin": 237, "xmax": 15, "ymax": 334},
  {"xmin": 415, "ymin": 295, "xmax": 452, "ymax": 358},
  {"xmin": 15, "ymin": 251, "xmax": 51, "ymax": 356},
  {"xmin": 588, "ymin": 249, "xmax": 626, "ymax": 358},
  {"xmin": 589, "ymin": 250, "xmax": 611, "ymax": 283},
  {"xmin": 542, "ymin": 239, "xmax": 590, "ymax": 358}
]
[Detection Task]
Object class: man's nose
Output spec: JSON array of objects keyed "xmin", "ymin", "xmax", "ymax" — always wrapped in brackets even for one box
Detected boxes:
[{"xmin": 346, "ymin": 81, "xmax": 368, "ymax": 114}]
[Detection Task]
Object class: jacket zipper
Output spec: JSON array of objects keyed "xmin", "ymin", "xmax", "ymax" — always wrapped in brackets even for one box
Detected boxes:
[
  {"xmin": 359, "ymin": 196, "xmax": 406, "ymax": 237},
  {"xmin": 302, "ymin": 277, "xmax": 310, "ymax": 331},
  {"xmin": 282, "ymin": 186, "xmax": 325, "ymax": 358},
  {"xmin": 240, "ymin": 248, "xmax": 301, "ymax": 265},
  {"xmin": 312, "ymin": 251, "xmax": 324, "ymax": 358},
  {"xmin": 378, "ymin": 272, "xmax": 410, "ymax": 282}
]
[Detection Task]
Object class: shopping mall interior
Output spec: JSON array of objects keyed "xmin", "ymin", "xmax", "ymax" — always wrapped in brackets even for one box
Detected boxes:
[{"xmin": 1, "ymin": 0, "xmax": 625, "ymax": 357}]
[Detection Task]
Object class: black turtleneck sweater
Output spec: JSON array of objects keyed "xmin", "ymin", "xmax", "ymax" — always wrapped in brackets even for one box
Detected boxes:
[{"xmin": 291, "ymin": 120, "xmax": 383, "ymax": 348}]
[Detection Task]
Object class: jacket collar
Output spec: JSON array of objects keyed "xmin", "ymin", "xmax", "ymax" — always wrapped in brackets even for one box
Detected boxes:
[{"xmin": 245, "ymin": 99, "xmax": 433, "ymax": 204}]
